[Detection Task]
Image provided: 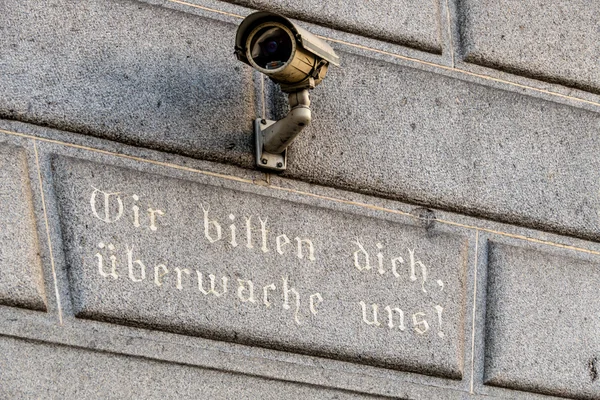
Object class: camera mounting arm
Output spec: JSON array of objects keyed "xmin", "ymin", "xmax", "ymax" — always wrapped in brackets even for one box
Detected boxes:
[{"xmin": 255, "ymin": 89, "xmax": 311, "ymax": 171}]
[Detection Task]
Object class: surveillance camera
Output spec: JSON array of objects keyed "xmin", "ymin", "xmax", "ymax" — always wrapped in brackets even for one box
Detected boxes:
[
  {"xmin": 235, "ymin": 12, "xmax": 339, "ymax": 172},
  {"xmin": 235, "ymin": 11, "xmax": 339, "ymax": 92}
]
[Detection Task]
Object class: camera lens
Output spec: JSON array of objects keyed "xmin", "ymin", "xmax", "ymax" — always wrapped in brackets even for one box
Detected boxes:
[
  {"xmin": 265, "ymin": 41, "xmax": 278, "ymax": 54},
  {"xmin": 249, "ymin": 25, "xmax": 293, "ymax": 70}
]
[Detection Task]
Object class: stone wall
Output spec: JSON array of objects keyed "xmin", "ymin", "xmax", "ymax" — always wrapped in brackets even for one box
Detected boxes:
[{"xmin": 1, "ymin": 0, "xmax": 599, "ymax": 399}]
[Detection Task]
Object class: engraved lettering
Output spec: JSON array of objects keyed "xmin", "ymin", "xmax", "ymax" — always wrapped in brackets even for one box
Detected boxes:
[
  {"xmin": 309, "ymin": 293, "xmax": 323, "ymax": 315},
  {"xmin": 197, "ymin": 272, "xmax": 228, "ymax": 297},
  {"xmin": 412, "ymin": 312, "xmax": 430, "ymax": 335},
  {"xmin": 263, "ymin": 283, "xmax": 276, "ymax": 308},
  {"xmin": 359, "ymin": 301, "xmax": 381, "ymax": 326},
  {"xmin": 96, "ymin": 242, "xmax": 118, "ymax": 279},
  {"xmin": 126, "ymin": 244, "xmax": 146, "ymax": 282},
  {"xmin": 245, "ymin": 216, "xmax": 253, "ymax": 249},
  {"xmin": 295, "ymin": 237, "xmax": 316, "ymax": 261},
  {"xmin": 353, "ymin": 239, "xmax": 370, "ymax": 271},
  {"xmin": 237, "ymin": 279, "xmax": 257, "ymax": 303},
  {"xmin": 147, "ymin": 208, "xmax": 164, "ymax": 232},
  {"xmin": 228, "ymin": 214, "xmax": 238, "ymax": 247},
  {"xmin": 202, "ymin": 205, "xmax": 222, "ymax": 243},
  {"xmin": 90, "ymin": 186, "xmax": 123, "ymax": 223},
  {"xmin": 276, "ymin": 234, "xmax": 291, "ymax": 255},
  {"xmin": 154, "ymin": 264, "xmax": 169, "ymax": 286},
  {"xmin": 282, "ymin": 277, "xmax": 301, "ymax": 324},
  {"xmin": 195, "ymin": 207, "xmax": 318, "ymax": 264},
  {"xmin": 435, "ymin": 305, "xmax": 444, "ymax": 338},
  {"xmin": 376, "ymin": 243, "xmax": 385, "ymax": 274},
  {"xmin": 259, "ymin": 217, "xmax": 269, "ymax": 253},
  {"xmin": 384, "ymin": 305, "xmax": 405, "ymax": 330},
  {"xmin": 352, "ymin": 243, "xmax": 432, "ymax": 296},
  {"xmin": 132, "ymin": 194, "xmax": 141, "ymax": 228},
  {"xmin": 408, "ymin": 248, "xmax": 428, "ymax": 293},
  {"xmin": 174, "ymin": 267, "xmax": 190, "ymax": 290},
  {"xmin": 391, "ymin": 256, "xmax": 404, "ymax": 278},
  {"xmin": 81, "ymin": 189, "xmax": 453, "ymax": 347}
]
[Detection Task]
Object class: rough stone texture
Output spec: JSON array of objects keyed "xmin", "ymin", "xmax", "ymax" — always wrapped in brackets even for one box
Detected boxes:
[
  {"xmin": 52, "ymin": 155, "xmax": 467, "ymax": 379},
  {"xmin": 484, "ymin": 242, "xmax": 600, "ymax": 399},
  {"xmin": 0, "ymin": 0, "xmax": 256, "ymax": 167},
  {"xmin": 223, "ymin": 0, "xmax": 442, "ymax": 53},
  {"xmin": 0, "ymin": 143, "xmax": 46, "ymax": 310},
  {"xmin": 277, "ymin": 50, "xmax": 600, "ymax": 242},
  {"xmin": 3, "ymin": 0, "xmax": 600, "ymax": 398},
  {"xmin": 459, "ymin": 0, "xmax": 600, "ymax": 94},
  {"xmin": 0, "ymin": 335, "xmax": 385, "ymax": 400}
]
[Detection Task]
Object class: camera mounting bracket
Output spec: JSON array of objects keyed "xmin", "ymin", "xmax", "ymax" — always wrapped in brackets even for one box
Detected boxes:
[
  {"xmin": 255, "ymin": 89, "xmax": 311, "ymax": 172},
  {"xmin": 254, "ymin": 118, "xmax": 287, "ymax": 171}
]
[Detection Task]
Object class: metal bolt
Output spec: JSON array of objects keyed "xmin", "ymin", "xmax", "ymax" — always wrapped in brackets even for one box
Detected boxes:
[
  {"xmin": 261, "ymin": 158, "xmax": 268, "ymax": 165},
  {"xmin": 261, "ymin": 119, "xmax": 267, "ymax": 125},
  {"xmin": 276, "ymin": 162, "xmax": 283, "ymax": 168}
]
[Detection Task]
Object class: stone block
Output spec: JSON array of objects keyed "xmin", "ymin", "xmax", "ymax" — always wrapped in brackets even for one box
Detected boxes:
[
  {"xmin": 459, "ymin": 0, "xmax": 600, "ymax": 94},
  {"xmin": 0, "ymin": 335, "xmax": 376, "ymax": 399},
  {"xmin": 484, "ymin": 242, "xmax": 600, "ymax": 399},
  {"xmin": 52, "ymin": 155, "xmax": 468, "ymax": 379},
  {"xmin": 0, "ymin": 143, "xmax": 46, "ymax": 310},
  {"xmin": 223, "ymin": 0, "xmax": 442, "ymax": 53},
  {"xmin": 0, "ymin": 0, "xmax": 257, "ymax": 167},
  {"xmin": 279, "ymin": 50, "xmax": 600, "ymax": 242}
]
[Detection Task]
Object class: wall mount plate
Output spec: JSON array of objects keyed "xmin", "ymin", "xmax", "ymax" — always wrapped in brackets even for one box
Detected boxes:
[{"xmin": 254, "ymin": 118, "xmax": 287, "ymax": 171}]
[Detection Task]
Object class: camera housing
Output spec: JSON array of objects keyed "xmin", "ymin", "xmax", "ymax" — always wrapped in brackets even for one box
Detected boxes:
[
  {"xmin": 235, "ymin": 12, "xmax": 339, "ymax": 172},
  {"xmin": 235, "ymin": 11, "xmax": 339, "ymax": 92}
]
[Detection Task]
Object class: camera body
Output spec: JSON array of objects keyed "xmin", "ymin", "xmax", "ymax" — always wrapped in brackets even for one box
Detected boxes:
[{"xmin": 235, "ymin": 12, "xmax": 339, "ymax": 92}]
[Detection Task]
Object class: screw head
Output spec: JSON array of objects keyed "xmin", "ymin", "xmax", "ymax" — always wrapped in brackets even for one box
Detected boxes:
[
  {"xmin": 261, "ymin": 158, "xmax": 268, "ymax": 165},
  {"xmin": 276, "ymin": 162, "xmax": 283, "ymax": 168},
  {"xmin": 260, "ymin": 119, "xmax": 267, "ymax": 125}
]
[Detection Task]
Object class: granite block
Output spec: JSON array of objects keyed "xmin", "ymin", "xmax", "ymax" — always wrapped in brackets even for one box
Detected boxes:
[
  {"xmin": 0, "ymin": 0, "xmax": 256, "ymax": 167},
  {"xmin": 223, "ymin": 0, "xmax": 442, "ymax": 53},
  {"xmin": 52, "ymin": 155, "xmax": 467, "ymax": 379},
  {"xmin": 484, "ymin": 242, "xmax": 600, "ymax": 399},
  {"xmin": 278, "ymin": 50, "xmax": 600, "ymax": 242},
  {"xmin": 0, "ymin": 144, "xmax": 46, "ymax": 310},
  {"xmin": 459, "ymin": 0, "xmax": 600, "ymax": 94},
  {"xmin": 0, "ymin": 335, "xmax": 382, "ymax": 399}
]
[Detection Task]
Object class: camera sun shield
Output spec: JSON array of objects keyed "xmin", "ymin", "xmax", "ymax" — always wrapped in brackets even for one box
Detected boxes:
[{"xmin": 235, "ymin": 11, "xmax": 339, "ymax": 91}]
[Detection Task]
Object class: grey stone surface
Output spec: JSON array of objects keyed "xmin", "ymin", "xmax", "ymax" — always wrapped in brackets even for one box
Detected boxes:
[
  {"xmin": 0, "ymin": 335, "xmax": 386, "ymax": 400},
  {"xmin": 0, "ymin": 0, "xmax": 257, "ymax": 167},
  {"xmin": 0, "ymin": 143, "xmax": 46, "ymax": 310},
  {"xmin": 484, "ymin": 241, "xmax": 600, "ymax": 399},
  {"xmin": 52, "ymin": 155, "xmax": 467, "ymax": 379},
  {"xmin": 275, "ymin": 50, "xmax": 600, "ymax": 242},
  {"xmin": 3, "ymin": 0, "xmax": 600, "ymax": 398},
  {"xmin": 459, "ymin": 0, "xmax": 600, "ymax": 94},
  {"xmin": 0, "ymin": 128, "xmax": 474, "ymax": 399},
  {"xmin": 222, "ymin": 0, "xmax": 442, "ymax": 53}
]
